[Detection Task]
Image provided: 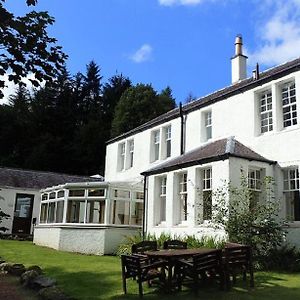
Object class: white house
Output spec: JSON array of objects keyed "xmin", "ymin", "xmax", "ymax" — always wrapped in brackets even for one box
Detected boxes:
[
  {"xmin": 0, "ymin": 167, "xmax": 103, "ymax": 236},
  {"xmin": 105, "ymin": 36, "xmax": 300, "ymax": 247}
]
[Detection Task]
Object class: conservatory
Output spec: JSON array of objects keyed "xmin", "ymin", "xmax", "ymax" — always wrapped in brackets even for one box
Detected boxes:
[{"xmin": 33, "ymin": 181, "xmax": 143, "ymax": 255}]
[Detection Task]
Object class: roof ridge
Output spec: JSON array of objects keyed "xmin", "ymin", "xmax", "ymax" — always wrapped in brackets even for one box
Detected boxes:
[
  {"xmin": 225, "ymin": 136, "xmax": 236, "ymax": 154},
  {"xmin": 107, "ymin": 57, "xmax": 300, "ymax": 144},
  {"xmin": 0, "ymin": 166, "xmax": 95, "ymax": 179}
]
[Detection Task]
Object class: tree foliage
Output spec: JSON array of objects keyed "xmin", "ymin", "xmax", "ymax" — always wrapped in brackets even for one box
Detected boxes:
[
  {"xmin": 211, "ymin": 176, "xmax": 286, "ymax": 266},
  {"xmin": 0, "ymin": 0, "xmax": 67, "ymax": 98},
  {"xmin": 0, "ymin": 52, "xmax": 177, "ymax": 175},
  {"xmin": 111, "ymin": 84, "xmax": 176, "ymax": 137}
]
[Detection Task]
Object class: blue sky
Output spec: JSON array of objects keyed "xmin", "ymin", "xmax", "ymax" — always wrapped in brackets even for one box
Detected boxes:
[{"xmin": 3, "ymin": 0, "xmax": 300, "ymax": 103}]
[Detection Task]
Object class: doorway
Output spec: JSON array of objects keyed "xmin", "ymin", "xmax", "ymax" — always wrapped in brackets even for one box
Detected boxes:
[{"xmin": 12, "ymin": 193, "xmax": 34, "ymax": 235}]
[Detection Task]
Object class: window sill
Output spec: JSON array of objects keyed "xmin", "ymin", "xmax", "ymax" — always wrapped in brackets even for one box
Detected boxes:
[
  {"xmin": 280, "ymin": 124, "xmax": 300, "ymax": 133},
  {"xmin": 285, "ymin": 222, "xmax": 300, "ymax": 228},
  {"xmin": 174, "ymin": 221, "xmax": 189, "ymax": 227},
  {"xmin": 155, "ymin": 221, "xmax": 167, "ymax": 227}
]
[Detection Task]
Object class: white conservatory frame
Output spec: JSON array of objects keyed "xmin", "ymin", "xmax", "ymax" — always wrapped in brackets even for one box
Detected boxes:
[{"xmin": 33, "ymin": 181, "xmax": 143, "ymax": 255}]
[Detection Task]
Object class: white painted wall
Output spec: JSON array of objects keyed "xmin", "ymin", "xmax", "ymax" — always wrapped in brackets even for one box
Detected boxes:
[
  {"xmin": 34, "ymin": 225, "xmax": 139, "ymax": 255},
  {"xmin": 105, "ymin": 118, "xmax": 182, "ymax": 182},
  {"xmin": 146, "ymin": 160, "xmax": 229, "ymax": 240},
  {"xmin": 0, "ymin": 186, "xmax": 40, "ymax": 234}
]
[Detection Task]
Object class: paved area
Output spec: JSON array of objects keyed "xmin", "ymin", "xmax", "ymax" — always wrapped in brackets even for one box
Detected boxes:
[{"xmin": 0, "ymin": 274, "xmax": 26, "ymax": 300}]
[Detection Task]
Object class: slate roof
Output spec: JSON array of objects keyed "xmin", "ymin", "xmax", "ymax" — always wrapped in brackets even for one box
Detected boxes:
[
  {"xmin": 108, "ymin": 57, "xmax": 300, "ymax": 144},
  {"xmin": 141, "ymin": 137, "xmax": 276, "ymax": 176},
  {"xmin": 0, "ymin": 167, "xmax": 103, "ymax": 190}
]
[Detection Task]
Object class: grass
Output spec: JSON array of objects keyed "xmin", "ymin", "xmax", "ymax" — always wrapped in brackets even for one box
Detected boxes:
[{"xmin": 0, "ymin": 240, "xmax": 300, "ymax": 300}]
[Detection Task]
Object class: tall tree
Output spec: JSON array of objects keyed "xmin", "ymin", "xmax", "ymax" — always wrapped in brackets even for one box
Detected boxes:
[
  {"xmin": 102, "ymin": 74, "xmax": 131, "ymax": 124},
  {"xmin": 111, "ymin": 84, "xmax": 176, "ymax": 137},
  {"xmin": 0, "ymin": 0, "xmax": 67, "ymax": 97},
  {"xmin": 0, "ymin": 85, "xmax": 31, "ymax": 167}
]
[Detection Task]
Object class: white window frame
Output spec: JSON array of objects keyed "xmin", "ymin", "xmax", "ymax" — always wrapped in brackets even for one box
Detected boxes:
[
  {"xmin": 152, "ymin": 130, "xmax": 160, "ymax": 162},
  {"xmin": 179, "ymin": 172, "xmax": 188, "ymax": 222},
  {"xmin": 159, "ymin": 176, "xmax": 167, "ymax": 224},
  {"xmin": 281, "ymin": 81, "xmax": 297, "ymax": 128},
  {"xmin": 205, "ymin": 111, "xmax": 212, "ymax": 141},
  {"xmin": 202, "ymin": 167, "xmax": 212, "ymax": 221},
  {"xmin": 127, "ymin": 139, "xmax": 134, "ymax": 169},
  {"xmin": 283, "ymin": 167, "xmax": 300, "ymax": 222},
  {"xmin": 259, "ymin": 89, "xmax": 273, "ymax": 133},
  {"xmin": 164, "ymin": 125, "xmax": 171, "ymax": 158},
  {"xmin": 118, "ymin": 142, "xmax": 126, "ymax": 171},
  {"xmin": 248, "ymin": 168, "xmax": 261, "ymax": 192}
]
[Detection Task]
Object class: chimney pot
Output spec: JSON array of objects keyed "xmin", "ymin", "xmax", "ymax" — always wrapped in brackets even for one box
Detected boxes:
[{"xmin": 231, "ymin": 35, "xmax": 248, "ymax": 84}]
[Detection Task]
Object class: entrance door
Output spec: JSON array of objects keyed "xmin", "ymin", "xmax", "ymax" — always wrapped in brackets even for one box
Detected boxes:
[{"xmin": 12, "ymin": 194, "xmax": 34, "ymax": 235}]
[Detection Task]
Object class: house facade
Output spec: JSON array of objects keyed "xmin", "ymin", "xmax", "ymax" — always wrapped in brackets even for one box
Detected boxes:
[{"xmin": 105, "ymin": 36, "xmax": 300, "ymax": 247}]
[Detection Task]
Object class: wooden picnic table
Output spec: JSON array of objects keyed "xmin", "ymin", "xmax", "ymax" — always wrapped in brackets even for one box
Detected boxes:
[{"xmin": 144, "ymin": 248, "xmax": 216, "ymax": 293}]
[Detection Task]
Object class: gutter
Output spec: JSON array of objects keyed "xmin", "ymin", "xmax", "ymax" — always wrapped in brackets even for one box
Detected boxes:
[{"xmin": 141, "ymin": 153, "xmax": 276, "ymax": 177}]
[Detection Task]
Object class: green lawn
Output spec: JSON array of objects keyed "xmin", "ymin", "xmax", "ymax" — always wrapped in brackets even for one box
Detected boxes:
[{"xmin": 0, "ymin": 240, "xmax": 299, "ymax": 300}]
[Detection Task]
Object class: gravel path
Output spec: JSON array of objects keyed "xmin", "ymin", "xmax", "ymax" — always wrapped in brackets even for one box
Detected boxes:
[{"xmin": 0, "ymin": 274, "xmax": 26, "ymax": 300}]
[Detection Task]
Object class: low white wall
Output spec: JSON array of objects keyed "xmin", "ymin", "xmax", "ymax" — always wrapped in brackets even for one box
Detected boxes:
[
  {"xmin": 34, "ymin": 226, "xmax": 61, "ymax": 249},
  {"xmin": 33, "ymin": 225, "xmax": 140, "ymax": 255}
]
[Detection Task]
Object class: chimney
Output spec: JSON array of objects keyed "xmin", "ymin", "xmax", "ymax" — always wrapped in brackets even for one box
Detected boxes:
[{"xmin": 231, "ymin": 35, "xmax": 248, "ymax": 84}]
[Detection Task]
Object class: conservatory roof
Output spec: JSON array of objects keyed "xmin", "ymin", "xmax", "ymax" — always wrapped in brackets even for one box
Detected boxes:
[
  {"xmin": 0, "ymin": 167, "xmax": 103, "ymax": 190},
  {"xmin": 141, "ymin": 137, "xmax": 276, "ymax": 176}
]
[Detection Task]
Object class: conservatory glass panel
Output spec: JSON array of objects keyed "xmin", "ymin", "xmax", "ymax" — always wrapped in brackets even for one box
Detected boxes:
[
  {"xmin": 40, "ymin": 203, "xmax": 48, "ymax": 223},
  {"xmin": 48, "ymin": 202, "xmax": 56, "ymax": 223},
  {"xmin": 86, "ymin": 200, "xmax": 105, "ymax": 223},
  {"xmin": 111, "ymin": 200, "xmax": 130, "ymax": 225},
  {"xmin": 66, "ymin": 200, "xmax": 85, "ymax": 223},
  {"xmin": 55, "ymin": 201, "xmax": 64, "ymax": 223},
  {"xmin": 130, "ymin": 202, "xmax": 143, "ymax": 225}
]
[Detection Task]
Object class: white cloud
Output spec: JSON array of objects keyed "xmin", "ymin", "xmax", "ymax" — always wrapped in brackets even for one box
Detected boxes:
[
  {"xmin": 159, "ymin": 0, "xmax": 204, "ymax": 6},
  {"xmin": 249, "ymin": 0, "xmax": 300, "ymax": 67},
  {"xmin": 130, "ymin": 44, "xmax": 153, "ymax": 63}
]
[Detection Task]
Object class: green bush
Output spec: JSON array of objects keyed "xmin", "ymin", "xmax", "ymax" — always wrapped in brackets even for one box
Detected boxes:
[
  {"xmin": 212, "ymin": 176, "xmax": 286, "ymax": 268},
  {"xmin": 115, "ymin": 231, "xmax": 224, "ymax": 256},
  {"xmin": 0, "ymin": 196, "xmax": 10, "ymax": 233},
  {"xmin": 262, "ymin": 245, "xmax": 300, "ymax": 272}
]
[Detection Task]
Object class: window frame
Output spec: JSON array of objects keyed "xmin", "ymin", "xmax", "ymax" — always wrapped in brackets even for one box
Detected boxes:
[
  {"xmin": 259, "ymin": 89, "xmax": 273, "ymax": 134},
  {"xmin": 178, "ymin": 172, "xmax": 188, "ymax": 222},
  {"xmin": 283, "ymin": 167, "xmax": 300, "ymax": 222},
  {"xmin": 281, "ymin": 81, "xmax": 297, "ymax": 128}
]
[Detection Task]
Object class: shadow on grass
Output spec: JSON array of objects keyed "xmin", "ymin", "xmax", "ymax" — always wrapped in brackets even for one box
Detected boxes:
[{"xmin": 110, "ymin": 272, "xmax": 300, "ymax": 300}]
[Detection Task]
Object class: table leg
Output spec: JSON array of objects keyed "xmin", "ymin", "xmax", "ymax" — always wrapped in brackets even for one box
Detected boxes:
[{"xmin": 167, "ymin": 261, "xmax": 173, "ymax": 293}]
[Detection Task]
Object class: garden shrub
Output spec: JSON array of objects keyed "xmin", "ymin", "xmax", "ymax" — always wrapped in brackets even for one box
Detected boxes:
[
  {"xmin": 212, "ymin": 175, "xmax": 287, "ymax": 268},
  {"xmin": 0, "ymin": 196, "xmax": 10, "ymax": 234},
  {"xmin": 262, "ymin": 245, "xmax": 300, "ymax": 272},
  {"xmin": 115, "ymin": 231, "xmax": 223, "ymax": 256}
]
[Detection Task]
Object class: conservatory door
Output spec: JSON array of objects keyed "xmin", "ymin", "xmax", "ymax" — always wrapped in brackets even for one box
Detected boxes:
[{"xmin": 12, "ymin": 194, "xmax": 34, "ymax": 235}]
